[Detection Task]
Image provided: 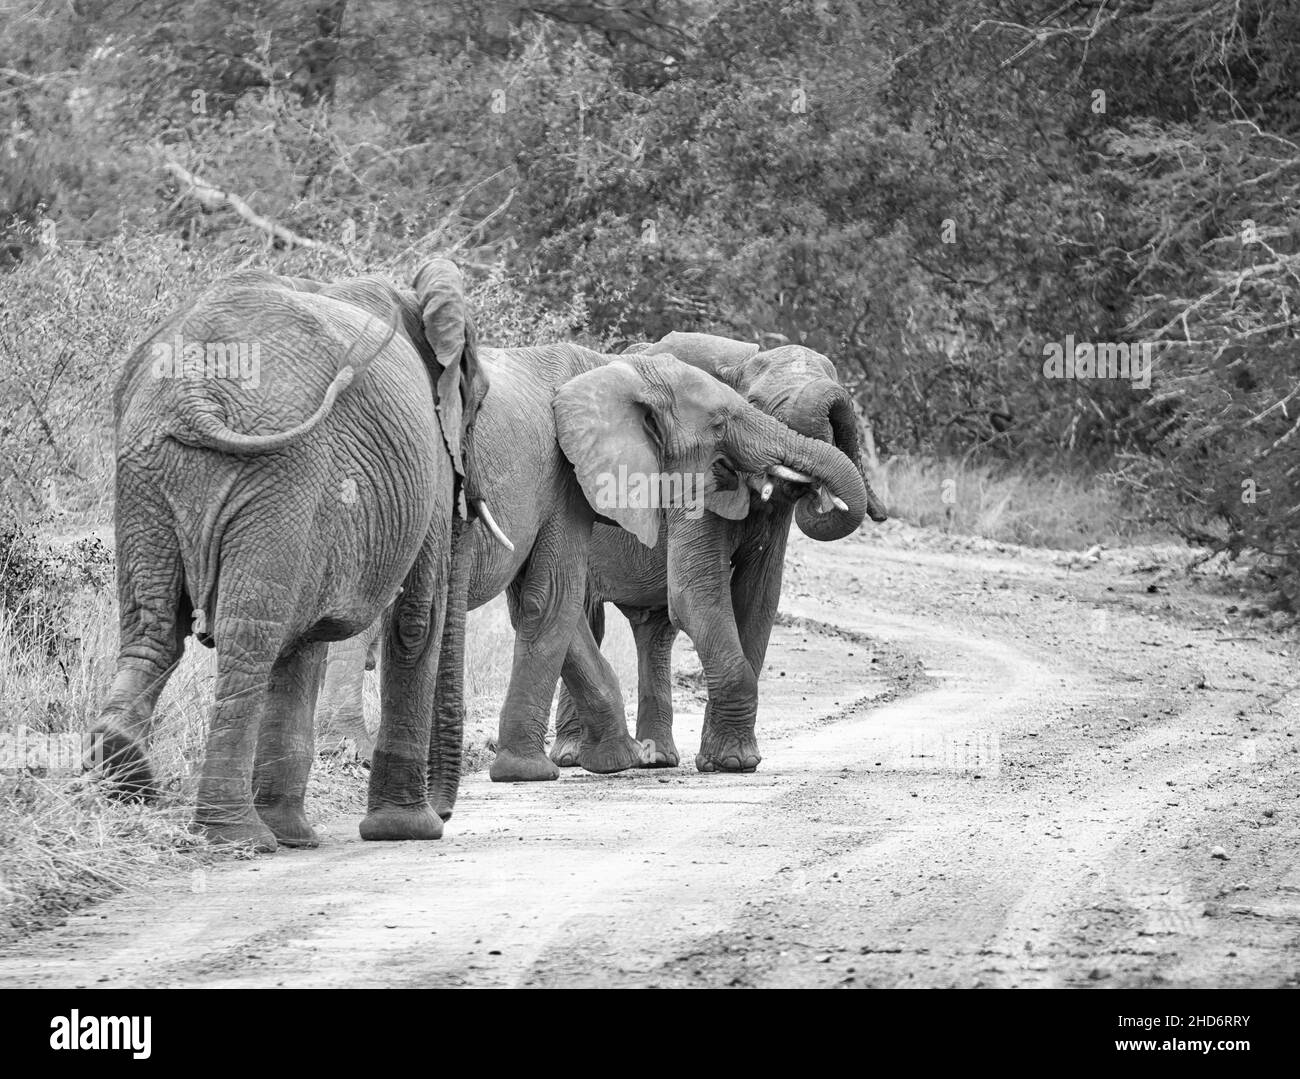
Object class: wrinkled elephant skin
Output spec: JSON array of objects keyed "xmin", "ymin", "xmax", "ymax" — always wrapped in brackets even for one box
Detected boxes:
[{"xmin": 91, "ymin": 263, "xmax": 485, "ymax": 850}]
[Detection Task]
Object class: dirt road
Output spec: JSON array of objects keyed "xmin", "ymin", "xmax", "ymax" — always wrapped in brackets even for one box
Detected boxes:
[{"xmin": 2, "ymin": 526, "xmax": 1297, "ymax": 988}]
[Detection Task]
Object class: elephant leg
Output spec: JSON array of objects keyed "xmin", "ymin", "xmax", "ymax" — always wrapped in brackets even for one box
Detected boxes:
[
  {"xmin": 194, "ymin": 610, "xmax": 286, "ymax": 852},
  {"xmin": 318, "ymin": 621, "xmax": 381, "ymax": 761},
  {"xmin": 626, "ymin": 606, "xmax": 680, "ymax": 768},
  {"xmin": 550, "ymin": 596, "xmax": 605, "ymax": 768},
  {"xmin": 561, "ymin": 612, "xmax": 645, "ymax": 775},
  {"xmin": 694, "ymin": 642, "xmax": 761, "ymax": 773},
  {"xmin": 694, "ymin": 532, "xmax": 788, "ymax": 773},
  {"xmin": 429, "ymin": 516, "xmax": 471, "ymax": 822},
  {"xmin": 88, "ymin": 478, "xmax": 188, "ymax": 799},
  {"xmin": 360, "ymin": 521, "xmax": 450, "ymax": 841},
  {"xmin": 253, "ymin": 640, "xmax": 327, "ymax": 848},
  {"xmin": 667, "ymin": 525, "xmax": 761, "ymax": 774},
  {"xmin": 90, "ymin": 623, "xmax": 186, "ymax": 800},
  {"xmin": 490, "ymin": 510, "xmax": 590, "ymax": 783}
]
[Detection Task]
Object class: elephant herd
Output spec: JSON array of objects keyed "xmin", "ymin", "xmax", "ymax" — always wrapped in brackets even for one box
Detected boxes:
[{"xmin": 88, "ymin": 258, "xmax": 887, "ymax": 852}]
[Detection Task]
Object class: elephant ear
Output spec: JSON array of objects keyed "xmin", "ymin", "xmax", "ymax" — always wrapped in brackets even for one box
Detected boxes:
[
  {"xmin": 643, "ymin": 331, "xmax": 759, "ymax": 387},
  {"xmin": 553, "ymin": 360, "xmax": 664, "ymax": 549},
  {"xmin": 412, "ymin": 258, "xmax": 489, "ymax": 493},
  {"xmin": 703, "ymin": 475, "xmax": 752, "ymax": 520}
]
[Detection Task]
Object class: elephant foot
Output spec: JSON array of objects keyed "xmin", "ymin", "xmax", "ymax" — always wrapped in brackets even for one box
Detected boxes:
[
  {"xmin": 695, "ymin": 729, "xmax": 761, "ymax": 774},
  {"xmin": 86, "ymin": 722, "xmax": 157, "ymax": 800},
  {"xmin": 489, "ymin": 747, "xmax": 560, "ymax": 782},
  {"xmin": 195, "ymin": 813, "xmax": 278, "ymax": 853},
  {"xmin": 635, "ymin": 727, "xmax": 681, "ymax": 768},
  {"xmin": 548, "ymin": 732, "xmax": 583, "ymax": 768},
  {"xmin": 359, "ymin": 802, "xmax": 444, "ymax": 841},
  {"xmin": 255, "ymin": 801, "xmax": 320, "ymax": 849},
  {"xmin": 578, "ymin": 734, "xmax": 650, "ymax": 775}
]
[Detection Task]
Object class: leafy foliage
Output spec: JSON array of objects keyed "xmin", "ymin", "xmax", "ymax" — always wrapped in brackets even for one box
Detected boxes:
[
  {"xmin": 0, "ymin": 522, "xmax": 113, "ymax": 662},
  {"xmin": 0, "ymin": 0, "xmax": 1297, "ymax": 596}
]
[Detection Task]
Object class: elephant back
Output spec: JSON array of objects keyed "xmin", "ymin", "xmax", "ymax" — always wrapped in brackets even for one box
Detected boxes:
[{"xmin": 642, "ymin": 332, "xmax": 759, "ymax": 386}]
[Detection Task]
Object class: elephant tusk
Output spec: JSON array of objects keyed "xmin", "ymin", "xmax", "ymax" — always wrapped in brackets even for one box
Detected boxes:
[
  {"xmin": 769, "ymin": 464, "xmax": 813, "ymax": 484},
  {"xmin": 813, "ymin": 486, "xmax": 849, "ymax": 513},
  {"xmin": 475, "ymin": 500, "xmax": 515, "ymax": 552},
  {"xmin": 760, "ymin": 481, "xmax": 774, "ymax": 502}
]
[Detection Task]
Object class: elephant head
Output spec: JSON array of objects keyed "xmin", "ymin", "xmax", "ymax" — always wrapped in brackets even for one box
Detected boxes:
[
  {"xmin": 411, "ymin": 259, "xmax": 488, "ymax": 488},
  {"xmin": 553, "ymin": 352, "xmax": 871, "ymax": 549},
  {"xmin": 409, "ymin": 258, "xmax": 513, "ymax": 547},
  {"xmin": 644, "ymin": 331, "xmax": 888, "ymax": 539}
]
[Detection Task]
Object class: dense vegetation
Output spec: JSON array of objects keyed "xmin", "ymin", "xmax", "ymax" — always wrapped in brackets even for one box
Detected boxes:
[{"xmin": 2, "ymin": 0, "xmax": 1298, "ymax": 599}]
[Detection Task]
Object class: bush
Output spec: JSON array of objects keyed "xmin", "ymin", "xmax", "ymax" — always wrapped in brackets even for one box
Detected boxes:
[
  {"xmin": 0, "ymin": 235, "xmax": 247, "ymax": 518},
  {"xmin": 0, "ymin": 521, "xmax": 112, "ymax": 662},
  {"xmin": 2, "ymin": 0, "xmax": 1297, "ymax": 595}
]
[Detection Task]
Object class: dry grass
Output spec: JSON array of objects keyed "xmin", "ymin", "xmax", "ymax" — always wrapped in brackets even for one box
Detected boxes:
[
  {"xmin": 867, "ymin": 455, "xmax": 1158, "ymax": 550},
  {"xmin": 0, "ymin": 775, "xmax": 215, "ymax": 943},
  {"xmin": 0, "ymin": 590, "xmax": 221, "ymax": 942}
]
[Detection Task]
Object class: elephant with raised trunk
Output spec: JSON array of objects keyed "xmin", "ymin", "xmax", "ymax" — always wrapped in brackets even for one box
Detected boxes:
[
  {"xmin": 549, "ymin": 331, "xmax": 889, "ymax": 774},
  {"xmin": 90, "ymin": 261, "xmax": 486, "ymax": 851},
  {"xmin": 319, "ymin": 284, "xmax": 875, "ymax": 799}
]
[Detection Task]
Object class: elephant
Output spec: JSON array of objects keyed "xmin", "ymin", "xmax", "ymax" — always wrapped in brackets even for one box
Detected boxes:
[
  {"xmin": 89, "ymin": 259, "xmax": 489, "ymax": 851},
  {"xmin": 318, "ymin": 283, "xmax": 876, "ymax": 802},
  {"xmin": 316, "ymin": 616, "xmax": 383, "ymax": 759},
  {"xmin": 547, "ymin": 331, "xmax": 889, "ymax": 774}
]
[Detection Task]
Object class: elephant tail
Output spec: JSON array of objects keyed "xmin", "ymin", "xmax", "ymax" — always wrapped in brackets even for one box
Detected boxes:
[
  {"xmin": 175, "ymin": 366, "xmax": 355, "ymax": 456},
  {"xmin": 170, "ymin": 295, "xmax": 401, "ymax": 457}
]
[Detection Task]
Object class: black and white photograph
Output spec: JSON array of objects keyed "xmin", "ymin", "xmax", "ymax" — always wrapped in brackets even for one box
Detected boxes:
[{"xmin": 0, "ymin": 0, "xmax": 1295, "ymax": 1031}]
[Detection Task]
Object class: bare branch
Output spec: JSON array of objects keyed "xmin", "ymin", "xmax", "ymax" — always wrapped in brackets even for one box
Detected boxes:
[{"xmin": 163, "ymin": 159, "xmax": 356, "ymax": 269}]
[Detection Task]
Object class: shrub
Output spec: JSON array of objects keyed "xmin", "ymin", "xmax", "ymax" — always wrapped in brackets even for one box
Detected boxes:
[{"xmin": 0, "ymin": 521, "xmax": 112, "ymax": 662}]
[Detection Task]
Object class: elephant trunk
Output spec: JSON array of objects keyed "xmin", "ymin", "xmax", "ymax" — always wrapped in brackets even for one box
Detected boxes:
[
  {"xmin": 428, "ymin": 517, "xmax": 472, "ymax": 820},
  {"xmin": 729, "ymin": 408, "xmax": 872, "ymax": 533},
  {"xmin": 791, "ymin": 389, "xmax": 888, "ymax": 540}
]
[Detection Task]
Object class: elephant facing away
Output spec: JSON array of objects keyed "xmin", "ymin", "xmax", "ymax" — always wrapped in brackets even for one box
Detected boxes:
[
  {"xmin": 90, "ymin": 261, "xmax": 485, "ymax": 851},
  {"xmin": 319, "ymin": 278, "xmax": 875, "ymax": 803},
  {"xmin": 549, "ymin": 331, "xmax": 889, "ymax": 774}
]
